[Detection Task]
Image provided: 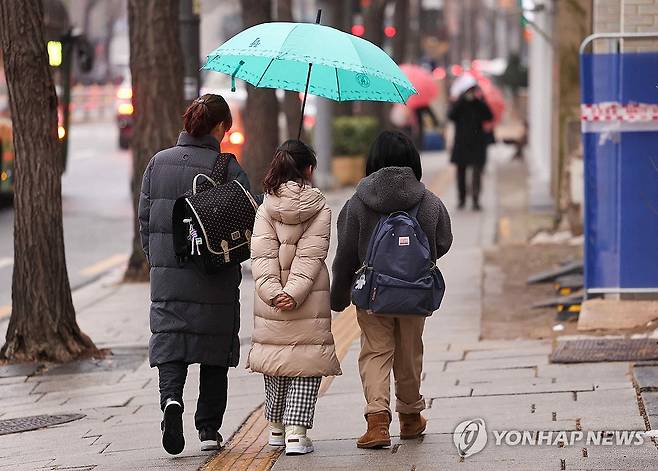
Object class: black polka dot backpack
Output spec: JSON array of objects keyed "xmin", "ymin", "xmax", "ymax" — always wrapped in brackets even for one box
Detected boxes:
[{"xmin": 172, "ymin": 153, "xmax": 258, "ymax": 274}]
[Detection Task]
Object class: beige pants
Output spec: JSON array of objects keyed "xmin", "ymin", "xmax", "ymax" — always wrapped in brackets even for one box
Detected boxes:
[{"xmin": 356, "ymin": 309, "xmax": 426, "ymax": 416}]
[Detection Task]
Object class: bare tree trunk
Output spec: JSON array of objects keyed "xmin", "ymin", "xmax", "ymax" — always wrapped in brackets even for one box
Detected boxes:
[
  {"xmin": 240, "ymin": 0, "xmax": 279, "ymax": 193},
  {"xmin": 82, "ymin": 0, "xmax": 101, "ymax": 35},
  {"xmin": 0, "ymin": 0, "xmax": 97, "ymax": 362},
  {"xmin": 124, "ymin": 0, "xmax": 183, "ymax": 282},
  {"xmin": 361, "ymin": 0, "xmax": 390, "ymax": 130},
  {"xmin": 276, "ymin": 0, "xmax": 302, "ymax": 140},
  {"xmin": 102, "ymin": 0, "xmax": 123, "ymax": 82},
  {"xmin": 392, "ymin": 0, "xmax": 409, "ymax": 64},
  {"xmin": 408, "ymin": 0, "xmax": 423, "ymax": 62}
]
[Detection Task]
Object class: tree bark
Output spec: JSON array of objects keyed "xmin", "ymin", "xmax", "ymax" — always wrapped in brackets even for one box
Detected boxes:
[
  {"xmin": 392, "ymin": 0, "xmax": 409, "ymax": 64},
  {"xmin": 240, "ymin": 0, "xmax": 279, "ymax": 193},
  {"xmin": 276, "ymin": 0, "xmax": 302, "ymax": 140},
  {"xmin": 124, "ymin": 0, "xmax": 184, "ymax": 282},
  {"xmin": 360, "ymin": 0, "xmax": 390, "ymax": 130},
  {"xmin": 0, "ymin": 0, "xmax": 97, "ymax": 362},
  {"xmin": 334, "ymin": 0, "xmax": 355, "ymax": 117}
]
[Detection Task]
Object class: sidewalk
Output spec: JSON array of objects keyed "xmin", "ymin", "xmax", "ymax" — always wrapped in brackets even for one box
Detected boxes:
[
  {"xmin": 0, "ymin": 277, "xmax": 266, "ymax": 470},
  {"xmin": 0, "ymin": 148, "xmax": 655, "ymax": 470}
]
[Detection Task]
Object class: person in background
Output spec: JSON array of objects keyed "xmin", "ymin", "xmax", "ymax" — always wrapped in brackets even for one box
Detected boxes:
[
  {"xmin": 414, "ymin": 105, "xmax": 440, "ymax": 150},
  {"xmin": 331, "ymin": 131, "xmax": 452, "ymax": 449},
  {"xmin": 248, "ymin": 140, "xmax": 342, "ymax": 456},
  {"xmin": 139, "ymin": 94, "xmax": 250, "ymax": 455},
  {"xmin": 448, "ymin": 86, "xmax": 493, "ymax": 211}
]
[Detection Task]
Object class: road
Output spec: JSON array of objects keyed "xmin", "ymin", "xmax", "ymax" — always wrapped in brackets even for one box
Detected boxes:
[{"xmin": 0, "ymin": 120, "xmax": 132, "ymax": 320}]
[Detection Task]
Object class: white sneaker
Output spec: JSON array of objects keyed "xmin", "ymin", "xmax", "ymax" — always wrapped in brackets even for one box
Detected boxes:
[
  {"xmin": 285, "ymin": 425, "xmax": 314, "ymax": 455},
  {"xmin": 199, "ymin": 427, "xmax": 223, "ymax": 451},
  {"xmin": 268, "ymin": 422, "xmax": 285, "ymax": 447}
]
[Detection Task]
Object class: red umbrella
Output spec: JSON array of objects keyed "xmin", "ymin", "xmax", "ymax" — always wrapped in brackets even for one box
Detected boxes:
[
  {"xmin": 470, "ymin": 71, "xmax": 505, "ymax": 128},
  {"xmin": 400, "ymin": 64, "xmax": 438, "ymax": 109}
]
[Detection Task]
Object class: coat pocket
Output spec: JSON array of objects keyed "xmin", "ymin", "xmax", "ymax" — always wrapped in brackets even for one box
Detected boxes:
[{"xmin": 371, "ymin": 273, "xmax": 435, "ymax": 316}]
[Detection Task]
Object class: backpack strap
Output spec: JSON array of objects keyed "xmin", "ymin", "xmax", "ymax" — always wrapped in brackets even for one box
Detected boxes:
[
  {"xmin": 358, "ymin": 214, "xmax": 387, "ymax": 271},
  {"xmin": 209, "ymin": 153, "xmax": 233, "ymax": 185},
  {"xmin": 408, "ymin": 202, "xmax": 421, "ymax": 219}
]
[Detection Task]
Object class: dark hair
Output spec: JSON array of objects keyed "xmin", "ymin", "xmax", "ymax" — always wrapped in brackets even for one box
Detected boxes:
[
  {"xmin": 182, "ymin": 94, "xmax": 232, "ymax": 137},
  {"xmin": 365, "ymin": 130, "xmax": 422, "ymax": 181},
  {"xmin": 262, "ymin": 140, "xmax": 317, "ymax": 195}
]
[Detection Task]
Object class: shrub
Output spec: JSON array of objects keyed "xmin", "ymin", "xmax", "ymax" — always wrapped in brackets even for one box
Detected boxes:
[{"xmin": 332, "ymin": 116, "xmax": 378, "ymax": 157}]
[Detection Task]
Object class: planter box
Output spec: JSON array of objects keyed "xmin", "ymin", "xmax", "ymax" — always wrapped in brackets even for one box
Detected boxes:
[{"xmin": 332, "ymin": 155, "xmax": 365, "ymax": 187}]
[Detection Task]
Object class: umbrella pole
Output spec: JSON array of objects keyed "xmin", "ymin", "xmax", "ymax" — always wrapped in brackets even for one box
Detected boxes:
[{"xmin": 298, "ymin": 9, "xmax": 322, "ymax": 140}]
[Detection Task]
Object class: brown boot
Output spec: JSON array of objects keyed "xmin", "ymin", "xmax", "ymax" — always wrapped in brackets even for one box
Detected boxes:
[
  {"xmin": 399, "ymin": 413, "xmax": 427, "ymax": 439},
  {"xmin": 356, "ymin": 411, "xmax": 391, "ymax": 449}
]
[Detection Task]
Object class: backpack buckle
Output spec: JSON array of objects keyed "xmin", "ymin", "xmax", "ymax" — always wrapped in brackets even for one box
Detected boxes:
[{"xmin": 221, "ymin": 240, "xmax": 230, "ymax": 263}]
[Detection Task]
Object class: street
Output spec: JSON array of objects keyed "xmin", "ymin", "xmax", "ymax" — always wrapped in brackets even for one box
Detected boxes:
[{"xmin": 0, "ymin": 120, "xmax": 132, "ymax": 319}]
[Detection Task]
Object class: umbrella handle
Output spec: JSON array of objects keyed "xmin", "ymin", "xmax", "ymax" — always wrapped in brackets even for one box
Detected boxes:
[
  {"xmin": 231, "ymin": 60, "xmax": 245, "ymax": 92},
  {"xmin": 298, "ymin": 9, "xmax": 322, "ymax": 140},
  {"xmin": 298, "ymin": 63, "xmax": 313, "ymax": 140}
]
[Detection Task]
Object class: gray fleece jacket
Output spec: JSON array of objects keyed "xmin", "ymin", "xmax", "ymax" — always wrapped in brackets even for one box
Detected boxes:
[{"xmin": 330, "ymin": 166, "xmax": 453, "ymax": 312}]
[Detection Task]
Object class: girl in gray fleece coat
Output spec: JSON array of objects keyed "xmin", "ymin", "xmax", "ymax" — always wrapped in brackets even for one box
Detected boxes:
[{"xmin": 330, "ymin": 130, "xmax": 452, "ymax": 449}]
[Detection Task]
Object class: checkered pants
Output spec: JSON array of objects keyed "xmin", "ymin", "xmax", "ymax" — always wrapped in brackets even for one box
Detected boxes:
[{"xmin": 263, "ymin": 375, "xmax": 322, "ymax": 429}]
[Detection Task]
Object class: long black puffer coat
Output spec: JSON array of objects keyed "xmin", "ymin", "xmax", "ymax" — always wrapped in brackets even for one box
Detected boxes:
[
  {"xmin": 448, "ymin": 95, "xmax": 493, "ymax": 167},
  {"xmin": 139, "ymin": 131, "xmax": 251, "ymax": 367}
]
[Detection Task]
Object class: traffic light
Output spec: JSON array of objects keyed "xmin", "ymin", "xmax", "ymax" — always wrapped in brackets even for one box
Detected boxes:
[{"xmin": 47, "ymin": 41, "xmax": 62, "ymax": 67}]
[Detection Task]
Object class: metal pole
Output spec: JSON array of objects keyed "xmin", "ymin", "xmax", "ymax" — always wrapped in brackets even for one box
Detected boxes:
[
  {"xmin": 579, "ymin": 31, "xmax": 658, "ymax": 55},
  {"xmin": 297, "ymin": 9, "xmax": 322, "ymax": 140},
  {"xmin": 60, "ymin": 29, "xmax": 73, "ymax": 173},
  {"xmin": 180, "ymin": 0, "xmax": 201, "ymax": 103},
  {"xmin": 313, "ymin": 2, "xmax": 334, "ymax": 190},
  {"xmin": 527, "ymin": 1, "xmax": 553, "ymax": 209}
]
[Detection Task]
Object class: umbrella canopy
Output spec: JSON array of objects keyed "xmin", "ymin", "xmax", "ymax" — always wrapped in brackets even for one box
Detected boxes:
[
  {"xmin": 472, "ymin": 73, "xmax": 505, "ymax": 127},
  {"xmin": 399, "ymin": 64, "xmax": 438, "ymax": 109},
  {"xmin": 449, "ymin": 73, "xmax": 478, "ymax": 100},
  {"xmin": 203, "ymin": 22, "xmax": 416, "ymax": 104}
]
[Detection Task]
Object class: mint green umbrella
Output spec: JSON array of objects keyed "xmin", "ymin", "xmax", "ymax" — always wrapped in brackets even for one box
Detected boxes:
[{"xmin": 203, "ymin": 12, "xmax": 416, "ymax": 138}]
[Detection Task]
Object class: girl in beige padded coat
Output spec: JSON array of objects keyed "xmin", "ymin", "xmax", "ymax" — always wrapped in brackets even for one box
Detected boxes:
[{"xmin": 248, "ymin": 140, "xmax": 341, "ymax": 456}]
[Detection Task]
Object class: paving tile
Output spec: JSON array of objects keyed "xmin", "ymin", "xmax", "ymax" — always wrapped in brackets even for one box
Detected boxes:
[
  {"xmin": 0, "ymin": 376, "xmax": 28, "ymax": 386},
  {"xmin": 451, "ymin": 339, "xmax": 550, "ymax": 352},
  {"xmin": 640, "ymin": 391, "xmax": 658, "ymax": 416},
  {"xmin": 471, "ymin": 382, "xmax": 594, "ymax": 397},
  {"xmin": 425, "ymin": 366, "xmax": 537, "ymax": 384},
  {"xmin": 537, "ymin": 362, "xmax": 632, "ymax": 381},
  {"xmin": 0, "ymin": 381, "xmax": 38, "ymax": 398},
  {"xmin": 445, "ymin": 355, "xmax": 549, "ymax": 372},
  {"xmin": 465, "ymin": 345, "xmax": 552, "ymax": 360},
  {"xmin": 634, "ymin": 365, "xmax": 658, "ymax": 391},
  {"xmin": 0, "ymin": 363, "xmax": 39, "ymax": 378},
  {"xmin": 422, "ymin": 384, "xmax": 473, "ymax": 398}
]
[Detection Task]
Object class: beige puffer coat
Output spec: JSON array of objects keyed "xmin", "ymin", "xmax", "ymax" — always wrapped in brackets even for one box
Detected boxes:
[{"xmin": 247, "ymin": 181, "xmax": 342, "ymax": 377}]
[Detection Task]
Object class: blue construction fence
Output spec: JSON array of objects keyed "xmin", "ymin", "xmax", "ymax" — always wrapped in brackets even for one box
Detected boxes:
[{"xmin": 580, "ymin": 51, "xmax": 658, "ymax": 294}]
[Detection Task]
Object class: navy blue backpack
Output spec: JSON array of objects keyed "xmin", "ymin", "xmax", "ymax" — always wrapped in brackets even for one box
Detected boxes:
[{"xmin": 351, "ymin": 204, "xmax": 445, "ymax": 316}]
